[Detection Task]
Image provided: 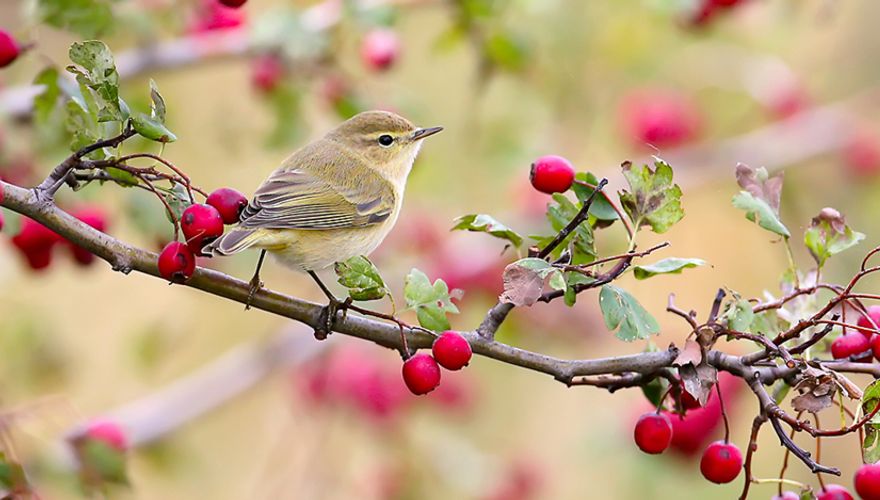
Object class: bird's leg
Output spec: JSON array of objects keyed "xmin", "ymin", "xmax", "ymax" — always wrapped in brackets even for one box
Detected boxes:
[
  {"xmin": 245, "ymin": 250, "xmax": 267, "ymax": 311},
  {"xmin": 308, "ymin": 270, "xmax": 351, "ymax": 338}
]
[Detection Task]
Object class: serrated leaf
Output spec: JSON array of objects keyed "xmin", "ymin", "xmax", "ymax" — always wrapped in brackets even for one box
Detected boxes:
[
  {"xmin": 499, "ymin": 258, "xmax": 565, "ymax": 307},
  {"xmin": 65, "ymin": 100, "xmax": 101, "ymax": 154},
  {"xmin": 162, "ymin": 183, "xmax": 191, "ymax": 223},
  {"xmin": 452, "ymin": 214, "xmax": 523, "ymax": 248},
  {"xmin": 598, "ymin": 285, "xmax": 660, "ymax": 341},
  {"xmin": 132, "ymin": 113, "xmax": 177, "ymax": 143},
  {"xmin": 679, "ymin": 362, "xmax": 717, "ymax": 407},
  {"xmin": 572, "ymin": 172, "xmax": 619, "ymax": 221},
  {"xmin": 724, "ymin": 299, "xmax": 755, "ymax": 332},
  {"xmin": 618, "ymin": 158, "xmax": 684, "ymax": 234},
  {"xmin": 533, "ymin": 193, "xmax": 595, "ymax": 264},
  {"xmin": 404, "ymin": 269, "xmax": 459, "ymax": 331},
  {"xmin": 633, "ymin": 257, "xmax": 705, "ymax": 280},
  {"xmin": 67, "ymin": 41, "xmax": 122, "ymax": 123},
  {"xmin": 804, "ymin": 207, "xmax": 864, "ymax": 268},
  {"xmin": 863, "ymin": 379, "xmax": 880, "ymax": 463},
  {"xmin": 33, "ymin": 67, "xmax": 61, "ymax": 124},
  {"xmin": 38, "ymin": 0, "xmax": 113, "ymax": 37},
  {"xmin": 733, "ymin": 191, "xmax": 790, "ymax": 238},
  {"xmin": 334, "ymin": 255, "xmax": 388, "ymax": 301}
]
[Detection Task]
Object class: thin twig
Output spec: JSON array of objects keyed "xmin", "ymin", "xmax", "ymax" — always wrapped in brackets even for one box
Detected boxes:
[{"xmin": 536, "ymin": 178, "xmax": 608, "ymax": 259}]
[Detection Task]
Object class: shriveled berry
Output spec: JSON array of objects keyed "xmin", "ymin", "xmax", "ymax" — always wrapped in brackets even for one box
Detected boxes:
[
  {"xmin": 855, "ymin": 463, "xmax": 880, "ymax": 500},
  {"xmin": 633, "ymin": 413, "xmax": 673, "ymax": 454},
  {"xmin": 401, "ymin": 353, "xmax": 441, "ymax": 395},
  {"xmin": 158, "ymin": 241, "xmax": 196, "ymax": 283},
  {"xmin": 180, "ymin": 203, "xmax": 224, "ymax": 254},
  {"xmin": 206, "ymin": 188, "xmax": 248, "ymax": 225},
  {"xmin": 361, "ymin": 29, "xmax": 399, "ymax": 72},
  {"xmin": 432, "ymin": 331, "xmax": 472, "ymax": 371},
  {"xmin": 699, "ymin": 441, "xmax": 743, "ymax": 484},
  {"xmin": 529, "ymin": 155, "xmax": 575, "ymax": 194},
  {"xmin": 817, "ymin": 484, "xmax": 854, "ymax": 500},
  {"xmin": 0, "ymin": 30, "xmax": 20, "ymax": 68},
  {"xmin": 84, "ymin": 420, "xmax": 128, "ymax": 452},
  {"xmin": 218, "ymin": 0, "xmax": 246, "ymax": 7},
  {"xmin": 831, "ymin": 333, "xmax": 870, "ymax": 360}
]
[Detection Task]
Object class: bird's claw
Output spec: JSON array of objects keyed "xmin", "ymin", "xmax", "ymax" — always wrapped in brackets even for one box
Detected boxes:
[
  {"xmin": 245, "ymin": 276, "xmax": 263, "ymax": 311},
  {"xmin": 314, "ymin": 296, "xmax": 352, "ymax": 340}
]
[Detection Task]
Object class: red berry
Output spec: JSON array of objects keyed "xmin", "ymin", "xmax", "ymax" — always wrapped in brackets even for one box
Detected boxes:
[
  {"xmin": 84, "ymin": 420, "xmax": 128, "ymax": 452},
  {"xmin": 0, "ymin": 210, "xmax": 5, "ymax": 232},
  {"xmin": 251, "ymin": 55, "xmax": 284, "ymax": 94},
  {"xmin": 158, "ymin": 241, "xmax": 196, "ymax": 283},
  {"xmin": 619, "ymin": 89, "xmax": 701, "ymax": 149},
  {"xmin": 857, "ymin": 306, "xmax": 880, "ymax": 338},
  {"xmin": 22, "ymin": 245, "xmax": 52, "ymax": 271},
  {"xmin": 855, "ymin": 463, "xmax": 880, "ymax": 500},
  {"xmin": 401, "ymin": 353, "xmax": 441, "ymax": 395},
  {"xmin": 529, "ymin": 155, "xmax": 575, "ymax": 194},
  {"xmin": 818, "ymin": 484, "xmax": 854, "ymax": 500},
  {"xmin": 633, "ymin": 413, "xmax": 673, "ymax": 454},
  {"xmin": 431, "ymin": 331, "xmax": 472, "ymax": 371},
  {"xmin": 11, "ymin": 217, "xmax": 61, "ymax": 270},
  {"xmin": 206, "ymin": 188, "xmax": 248, "ymax": 225},
  {"xmin": 711, "ymin": 0, "xmax": 744, "ymax": 7},
  {"xmin": 218, "ymin": 0, "xmax": 246, "ymax": 7},
  {"xmin": 0, "ymin": 30, "xmax": 20, "ymax": 68},
  {"xmin": 772, "ymin": 492, "xmax": 800, "ymax": 500},
  {"xmin": 188, "ymin": 0, "xmax": 245, "ymax": 33},
  {"xmin": 68, "ymin": 206, "xmax": 108, "ymax": 266},
  {"xmin": 699, "ymin": 441, "xmax": 743, "ymax": 484},
  {"xmin": 831, "ymin": 333, "xmax": 871, "ymax": 360},
  {"xmin": 844, "ymin": 131, "xmax": 880, "ymax": 178},
  {"xmin": 180, "ymin": 203, "xmax": 224, "ymax": 254},
  {"xmin": 361, "ymin": 29, "xmax": 399, "ymax": 72}
]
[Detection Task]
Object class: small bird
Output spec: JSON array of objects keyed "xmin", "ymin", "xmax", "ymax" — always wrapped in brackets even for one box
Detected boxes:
[{"xmin": 209, "ymin": 110, "xmax": 442, "ymax": 324}]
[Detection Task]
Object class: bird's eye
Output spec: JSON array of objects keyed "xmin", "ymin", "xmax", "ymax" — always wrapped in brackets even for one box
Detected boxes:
[{"xmin": 378, "ymin": 134, "xmax": 394, "ymax": 147}]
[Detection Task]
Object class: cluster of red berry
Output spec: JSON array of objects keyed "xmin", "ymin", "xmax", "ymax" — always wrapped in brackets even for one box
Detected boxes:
[
  {"xmin": 157, "ymin": 188, "xmax": 247, "ymax": 283},
  {"xmin": 689, "ymin": 0, "xmax": 748, "ymax": 28},
  {"xmin": 401, "ymin": 331, "xmax": 473, "ymax": 396},
  {"xmin": 831, "ymin": 306, "xmax": 880, "ymax": 362},
  {"xmin": 10, "ymin": 206, "xmax": 108, "ymax": 271}
]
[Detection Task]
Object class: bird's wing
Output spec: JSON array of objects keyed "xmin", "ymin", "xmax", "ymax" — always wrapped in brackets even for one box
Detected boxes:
[{"xmin": 239, "ymin": 157, "xmax": 397, "ymax": 230}]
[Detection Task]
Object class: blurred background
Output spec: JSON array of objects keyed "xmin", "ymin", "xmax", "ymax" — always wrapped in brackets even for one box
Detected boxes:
[{"xmin": 1, "ymin": 0, "xmax": 880, "ymax": 498}]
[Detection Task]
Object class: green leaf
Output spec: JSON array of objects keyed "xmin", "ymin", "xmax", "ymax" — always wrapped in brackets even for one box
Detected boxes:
[
  {"xmin": 33, "ymin": 67, "xmax": 61, "ymax": 124},
  {"xmin": 483, "ymin": 30, "xmax": 530, "ymax": 72},
  {"xmin": 534, "ymin": 193, "xmax": 596, "ymax": 264},
  {"xmin": 452, "ymin": 214, "xmax": 523, "ymax": 248},
  {"xmin": 81, "ymin": 440, "xmax": 128, "ymax": 485},
  {"xmin": 132, "ymin": 113, "xmax": 177, "ymax": 143},
  {"xmin": 724, "ymin": 299, "xmax": 755, "ymax": 332},
  {"xmin": 563, "ymin": 271, "xmax": 595, "ymax": 307},
  {"xmin": 67, "ymin": 41, "xmax": 122, "ymax": 123},
  {"xmin": 0, "ymin": 452, "xmax": 27, "ymax": 491},
  {"xmin": 499, "ymin": 258, "xmax": 565, "ymax": 307},
  {"xmin": 149, "ymin": 79, "xmax": 167, "ymax": 123},
  {"xmin": 38, "ymin": 0, "xmax": 113, "ymax": 37},
  {"xmin": 404, "ymin": 269, "xmax": 459, "ymax": 331},
  {"xmin": 65, "ymin": 100, "xmax": 101, "ymax": 154},
  {"xmin": 598, "ymin": 285, "xmax": 660, "ymax": 342},
  {"xmin": 732, "ymin": 191, "xmax": 790, "ymax": 238},
  {"xmin": 162, "ymin": 183, "xmax": 192, "ymax": 223},
  {"xmin": 633, "ymin": 257, "xmax": 705, "ymax": 280},
  {"xmin": 572, "ymin": 172, "xmax": 619, "ymax": 221},
  {"xmin": 619, "ymin": 158, "xmax": 684, "ymax": 234},
  {"xmin": 863, "ymin": 379, "xmax": 880, "ymax": 463},
  {"xmin": 804, "ymin": 207, "xmax": 865, "ymax": 268},
  {"xmin": 106, "ymin": 166, "xmax": 139, "ymax": 187},
  {"xmin": 334, "ymin": 256, "xmax": 388, "ymax": 301}
]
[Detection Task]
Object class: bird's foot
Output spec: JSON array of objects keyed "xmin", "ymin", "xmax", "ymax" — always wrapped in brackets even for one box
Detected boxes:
[
  {"xmin": 245, "ymin": 275, "xmax": 264, "ymax": 311},
  {"xmin": 314, "ymin": 296, "xmax": 352, "ymax": 340}
]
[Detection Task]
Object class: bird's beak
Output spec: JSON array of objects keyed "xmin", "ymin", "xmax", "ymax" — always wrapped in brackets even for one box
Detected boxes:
[{"xmin": 411, "ymin": 126, "xmax": 443, "ymax": 141}]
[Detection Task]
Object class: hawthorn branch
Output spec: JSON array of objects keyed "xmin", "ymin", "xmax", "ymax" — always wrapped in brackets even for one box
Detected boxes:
[{"xmin": 535, "ymin": 177, "xmax": 607, "ymax": 259}]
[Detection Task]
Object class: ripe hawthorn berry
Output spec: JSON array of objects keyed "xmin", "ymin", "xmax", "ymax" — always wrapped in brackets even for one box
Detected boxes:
[
  {"xmin": 158, "ymin": 241, "xmax": 196, "ymax": 283},
  {"xmin": 432, "ymin": 331, "xmax": 472, "ymax": 371},
  {"xmin": 831, "ymin": 333, "xmax": 870, "ymax": 360},
  {"xmin": 857, "ymin": 306, "xmax": 880, "ymax": 338},
  {"xmin": 855, "ymin": 463, "xmax": 880, "ymax": 500},
  {"xmin": 11, "ymin": 217, "xmax": 61, "ymax": 271},
  {"xmin": 206, "ymin": 187, "xmax": 248, "ymax": 224},
  {"xmin": 817, "ymin": 484, "xmax": 854, "ymax": 500},
  {"xmin": 218, "ymin": 0, "xmax": 246, "ymax": 7},
  {"xmin": 250, "ymin": 55, "xmax": 284, "ymax": 94},
  {"xmin": 361, "ymin": 29, "xmax": 400, "ymax": 72},
  {"xmin": 180, "ymin": 203, "xmax": 224, "ymax": 254},
  {"xmin": 699, "ymin": 441, "xmax": 743, "ymax": 484},
  {"xmin": 68, "ymin": 206, "xmax": 108, "ymax": 266},
  {"xmin": 0, "ymin": 30, "xmax": 20, "ymax": 68},
  {"xmin": 529, "ymin": 155, "xmax": 575, "ymax": 194},
  {"xmin": 401, "ymin": 353, "xmax": 441, "ymax": 395},
  {"xmin": 633, "ymin": 412, "xmax": 673, "ymax": 454},
  {"xmin": 84, "ymin": 420, "xmax": 128, "ymax": 452}
]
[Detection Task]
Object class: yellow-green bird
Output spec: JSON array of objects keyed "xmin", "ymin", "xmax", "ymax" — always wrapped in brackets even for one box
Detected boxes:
[{"xmin": 209, "ymin": 110, "xmax": 442, "ymax": 319}]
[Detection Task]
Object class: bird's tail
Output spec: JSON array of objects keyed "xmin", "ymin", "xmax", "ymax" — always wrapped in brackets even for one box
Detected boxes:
[{"xmin": 208, "ymin": 228, "xmax": 262, "ymax": 256}]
